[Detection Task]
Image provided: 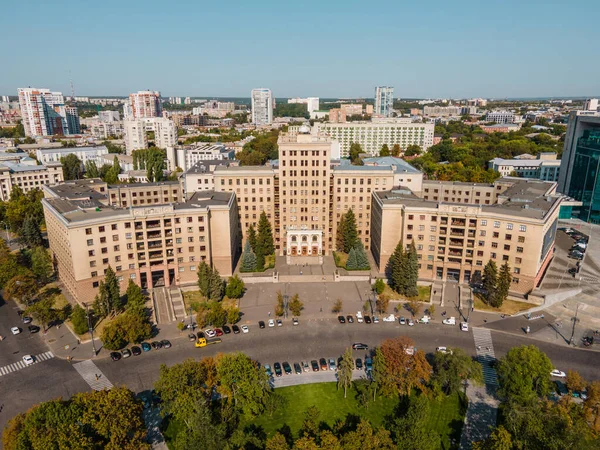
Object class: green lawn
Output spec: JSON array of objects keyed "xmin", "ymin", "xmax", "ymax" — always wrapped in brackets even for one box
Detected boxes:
[{"xmin": 383, "ymin": 284, "xmax": 431, "ymax": 302}]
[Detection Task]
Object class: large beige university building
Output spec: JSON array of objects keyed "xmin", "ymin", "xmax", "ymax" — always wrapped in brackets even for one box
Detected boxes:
[{"xmin": 43, "ymin": 129, "xmax": 564, "ymax": 303}]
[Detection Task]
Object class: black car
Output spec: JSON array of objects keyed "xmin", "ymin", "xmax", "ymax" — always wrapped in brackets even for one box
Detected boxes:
[
  {"xmin": 568, "ymin": 267, "xmax": 578, "ymax": 275},
  {"xmin": 294, "ymin": 362, "xmax": 302, "ymax": 374},
  {"xmin": 259, "ymin": 321, "xmax": 266, "ymax": 329},
  {"xmin": 311, "ymin": 360, "xmax": 319, "ymax": 372},
  {"xmin": 569, "ymin": 251, "xmax": 584, "ymax": 260},
  {"xmin": 110, "ymin": 352, "xmax": 122, "ymax": 361},
  {"xmin": 232, "ymin": 325, "xmax": 240, "ymax": 334},
  {"xmin": 352, "ymin": 343, "xmax": 369, "ymax": 350},
  {"xmin": 337, "ymin": 315, "xmax": 346, "ymax": 323},
  {"xmin": 131, "ymin": 346, "xmax": 142, "ymax": 356},
  {"xmin": 364, "ymin": 316, "xmax": 372, "ymax": 324},
  {"xmin": 355, "ymin": 358, "xmax": 363, "ymax": 369},
  {"xmin": 282, "ymin": 361, "xmax": 292, "ymax": 375},
  {"xmin": 151, "ymin": 341, "xmax": 162, "ymax": 349},
  {"xmin": 273, "ymin": 362, "xmax": 283, "ymax": 377},
  {"xmin": 197, "ymin": 331, "xmax": 205, "ymax": 339},
  {"xmin": 222, "ymin": 325, "xmax": 231, "ymax": 334},
  {"xmin": 161, "ymin": 340, "xmax": 172, "ymax": 349},
  {"xmin": 28, "ymin": 325, "xmax": 40, "ymax": 334},
  {"xmin": 346, "ymin": 315, "xmax": 354, "ymax": 323},
  {"xmin": 319, "ymin": 358, "xmax": 328, "ymax": 370}
]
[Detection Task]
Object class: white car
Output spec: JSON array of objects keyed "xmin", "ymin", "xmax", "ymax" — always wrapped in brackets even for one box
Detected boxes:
[
  {"xmin": 550, "ymin": 369, "xmax": 566, "ymax": 378},
  {"xmin": 241, "ymin": 325, "xmax": 249, "ymax": 334},
  {"xmin": 11, "ymin": 327, "xmax": 20, "ymax": 335},
  {"xmin": 407, "ymin": 319, "xmax": 414, "ymax": 326},
  {"xmin": 442, "ymin": 317, "xmax": 456, "ymax": 325},
  {"xmin": 293, "ymin": 318, "xmax": 299, "ymax": 326},
  {"xmin": 268, "ymin": 319, "xmax": 275, "ymax": 327},
  {"xmin": 205, "ymin": 329, "xmax": 216, "ymax": 338},
  {"xmin": 373, "ymin": 316, "xmax": 379, "ymax": 324},
  {"xmin": 460, "ymin": 322, "xmax": 469, "ymax": 332},
  {"xmin": 419, "ymin": 315, "xmax": 431, "ymax": 324},
  {"xmin": 22, "ymin": 355, "xmax": 34, "ymax": 365},
  {"xmin": 356, "ymin": 311, "xmax": 364, "ymax": 323},
  {"xmin": 382, "ymin": 314, "xmax": 395, "ymax": 322},
  {"xmin": 436, "ymin": 347, "xmax": 453, "ymax": 354}
]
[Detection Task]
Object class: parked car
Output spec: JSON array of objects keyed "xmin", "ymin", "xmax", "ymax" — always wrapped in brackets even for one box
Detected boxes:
[
  {"xmin": 282, "ymin": 361, "xmax": 292, "ymax": 375},
  {"xmin": 241, "ymin": 325, "xmax": 249, "ymax": 333},
  {"xmin": 188, "ymin": 333, "xmax": 196, "ymax": 341},
  {"xmin": 293, "ymin": 318, "xmax": 299, "ymax": 326},
  {"xmin": 151, "ymin": 341, "xmax": 162, "ymax": 349},
  {"xmin": 215, "ymin": 329, "xmax": 223, "ymax": 337},
  {"xmin": 346, "ymin": 315, "xmax": 354, "ymax": 323},
  {"xmin": 302, "ymin": 361, "xmax": 310, "ymax": 372},
  {"xmin": 436, "ymin": 347, "xmax": 453, "ymax": 354},
  {"xmin": 365, "ymin": 357, "xmax": 373, "ymax": 371},
  {"xmin": 311, "ymin": 360, "xmax": 319, "ymax": 371},
  {"xmin": 319, "ymin": 358, "xmax": 328, "ymax": 370},
  {"xmin": 22, "ymin": 355, "xmax": 34, "ymax": 365},
  {"xmin": 338, "ymin": 315, "xmax": 346, "ymax": 323},
  {"xmin": 22, "ymin": 316, "xmax": 32, "ymax": 324},
  {"xmin": 356, "ymin": 311, "xmax": 364, "ymax": 323},
  {"xmin": 222, "ymin": 325, "xmax": 231, "ymax": 334},
  {"xmin": 382, "ymin": 314, "xmax": 395, "ymax": 322},
  {"xmin": 460, "ymin": 322, "xmax": 469, "ymax": 332},
  {"xmin": 355, "ymin": 358, "xmax": 363, "ymax": 369},
  {"xmin": 197, "ymin": 331, "xmax": 205, "ymax": 339},
  {"xmin": 419, "ymin": 315, "xmax": 431, "ymax": 324},
  {"xmin": 364, "ymin": 315, "xmax": 372, "ymax": 324},
  {"xmin": 568, "ymin": 251, "xmax": 584, "ymax": 260},
  {"xmin": 232, "ymin": 325, "xmax": 240, "ymax": 334},
  {"xmin": 372, "ymin": 316, "xmax": 379, "ymax": 324},
  {"xmin": 141, "ymin": 342, "xmax": 152, "ymax": 352},
  {"xmin": 131, "ymin": 346, "xmax": 142, "ymax": 356},
  {"xmin": 276, "ymin": 319, "xmax": 283, "ymax": 327},
  {"xmin": 195, "ymin": 338, "xmax": 207, "ymax": 348},
  {"xmin": 268, "ymin": 319, "xmax": 275, "ymax": 327},
  {"xmin": 407, "ymin": 319, "xmax": 414, "ymax": 326},
  {"xmin": 110, "ymin": 352, "xmax": 122, "ymax": 361},
  {"xmin": 568, "ymin": 267, "xmax": 578, "ymax": 275},
  {"xmin": 28, "ymin": 325, "xmax": 40, "ymax": 334},
  {"xmin": 264, "ymin": 364, "xmax": 272, "ymax": 377},
  {"xmin": 273, "ymin": 362, "xmax": 282, "ymax": 377},
  {"xmin": 551, "ymin": 369, "xmax": 567, "ymax": 378},
  {"xmin": 399, "ymin": 317, "xmax": 406, "ymax": 325},
  {"xmin": 352, "ymin": 342, "xmax": 369, "ymax": 350},
  {"xmin": 121, "ymin": 349, "xmax": 132, "ymax": 358},
  {"xmin": 259, "ymin": 321, "xmax": 266, "ymax": 329},
  {"xmin": 328, "ymin": 358, "xmax": 337, "ymax": 371},
  {"xmin": 294, "ymin": 362, "xmax": 302, "ymax": 374},
  {"xmin": 443, "ymin": 317, "xmax": 456, "ymax": 325},
  {"xmin": 205, "ymin": 329, "xmax": 216, "ymax": 338},
  {"xmin": 161, "ymin": 340, "xmax": 172, "ymax": 348},
  {"xmin": 10, "ymin": 327, "xmax": 20, "ymax": 335}
]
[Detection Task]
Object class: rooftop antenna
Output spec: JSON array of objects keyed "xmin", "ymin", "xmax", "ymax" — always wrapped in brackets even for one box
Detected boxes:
[{"xmin": 69, "ymin": 70, "xmax": 76, "ymax": 106}]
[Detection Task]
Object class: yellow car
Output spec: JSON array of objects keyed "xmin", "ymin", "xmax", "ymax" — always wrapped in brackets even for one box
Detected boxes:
[{"xmin": 195, "ymin": 338, "xmax": 207, "ymax": 348}]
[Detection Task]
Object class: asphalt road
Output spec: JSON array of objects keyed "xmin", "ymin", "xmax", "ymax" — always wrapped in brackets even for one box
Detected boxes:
[
  {"xmin": 0, "ymin": 298, "xmax": 48, "ymax": 367},
  {"xmin": 2, "ymin": 315, "xmax": 600, "ymax": 436}
]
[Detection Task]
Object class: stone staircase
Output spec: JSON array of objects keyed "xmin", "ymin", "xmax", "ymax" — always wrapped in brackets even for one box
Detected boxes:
[{"xmin": 169, "ymin": 287, "xmax": 186, "ymax": 321}]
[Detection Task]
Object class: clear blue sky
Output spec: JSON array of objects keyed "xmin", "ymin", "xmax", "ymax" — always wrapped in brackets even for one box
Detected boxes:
[{"xmin": 2, "ymin": 0, "xmax": 599, "ymax": 99}]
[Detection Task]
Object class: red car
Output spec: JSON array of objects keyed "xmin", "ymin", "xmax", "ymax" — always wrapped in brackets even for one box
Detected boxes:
[{"xmin": 215, "ymin": 328, "xmax": 224, "ymax": 337}]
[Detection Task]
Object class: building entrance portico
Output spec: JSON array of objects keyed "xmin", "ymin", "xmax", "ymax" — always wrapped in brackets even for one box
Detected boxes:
[{"xmin": 286, "ymin": 229, "xmax": 323, "ymax": 257}]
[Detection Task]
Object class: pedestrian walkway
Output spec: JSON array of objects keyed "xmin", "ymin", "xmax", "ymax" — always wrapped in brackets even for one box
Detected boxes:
[
  {"xmin": 472, "ymin": 327, "xmax": 498, "ymax": 385},
  {"xmin": 459, "ymin": 383, "xmax": 500, "ymax": 449},
  {"xmin": 169, "ymin": 288, "xmax": 186, "ymax": 321},
  {"xmin": 152, "ymin": 288, "xmax": 174, "ymax": 324},
  {"xmin": 0, "ymin": 351, "xmax": 54, "ymax": 377},
  {"xmin": 72, "ymin": 359, "xmax": 114, "ymax": 390}
]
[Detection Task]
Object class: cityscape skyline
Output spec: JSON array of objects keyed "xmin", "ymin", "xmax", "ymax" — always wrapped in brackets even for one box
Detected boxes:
[{"xmin": 2, "ymin": 0, "xmax": 599, "ymax": 99}]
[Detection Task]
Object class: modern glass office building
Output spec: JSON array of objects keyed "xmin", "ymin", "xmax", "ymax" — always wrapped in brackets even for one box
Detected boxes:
[{"xmin": 558, "ymin": 112, "xmax": 600, "ymax": 223}]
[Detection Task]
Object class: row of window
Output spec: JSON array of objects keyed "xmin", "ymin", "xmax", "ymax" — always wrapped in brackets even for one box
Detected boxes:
[{"xmin": 406, "ymin": 215, "xmax": 528, "ymax": 232}]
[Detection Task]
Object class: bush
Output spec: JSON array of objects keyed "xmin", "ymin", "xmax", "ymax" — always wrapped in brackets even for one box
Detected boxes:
[
  {"xmin": 374, "ymin": 279, "xmax": 386, "ymax": 295},
  {"xmin": 225, "ymin": 275, "xmax": 245, "ymax": 299},
  {"xmin": 71, "ymin": 304, "xmax": 88, "ymax": 335}
]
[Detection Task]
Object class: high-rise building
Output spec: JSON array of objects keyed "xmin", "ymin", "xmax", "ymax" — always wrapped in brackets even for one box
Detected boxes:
[
  {"xmin": 17, "ymin": 88, "xmax": 79, "ymax": 136},
  {"xmin": 123, "ymin": 119, "xmax": 148, "ymax": 153},
  {"xmin": 251, "ymin": 88, "xmax": 273, "ymax": 125},
  {"xmin": 374, "ymin": 86, "xmax": 394, "ymax": 117},
  {"xmin": 584, "ymin": 98, "xmax": 599, "ymax": 111},
  {"xmin": 558, "ymin": 111, "xmax": 600, "ymax": 223},
  {"xmin": 129, "ymin": 90, "xmax": 162, "ymax": 119},
  {"xmin": 123, "ymin": 117, "xmax": 177, "ymax": 154},
  {"xmin": 149, "ymin": 118, "xmax": 177, "ymax": 150}
]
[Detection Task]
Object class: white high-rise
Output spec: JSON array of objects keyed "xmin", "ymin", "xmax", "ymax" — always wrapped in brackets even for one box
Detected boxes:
[
  {"xmin": 251, "ymin": 88, "xmax": 273, "ymax": 125},
  {"xmin": 584, "ymin": 98, "xmax": 599, "ymax": 111},
  {"xmin": 18, "ymin": 88, "xmax": 79, "ymax": 137},
  {"xmin": 129, "ymin": 90, "xmax": 162, "ymax": 119},
  {"xmin": 123, "ymin": 119, "xmax": 148, "ymax": 154},
  {"xmin": 374, "ymin": 86, "xmax": 394, "ymax": 117}
]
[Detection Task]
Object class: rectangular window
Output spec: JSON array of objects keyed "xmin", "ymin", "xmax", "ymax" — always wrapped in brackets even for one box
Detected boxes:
[
  {"xmin": 493, "ymin": 221, "xmax": 500, "ymax": 228},
  {"xmin": 506, "ymin": 223, "xmax": 513, "ymax": 230},
  {"xmin": 519, "ymin": 225, "xmax": 527, "ymax": 232},
  {"xmin": 87, "ymin": 239, "xmax": 93, "ymax": 246},
  {"xmin": 516, "ymin": 247, "xmax": 524, "ymax": 253},
  {"xmin": 518, "ymin": 236, "xmax": 525, "ymax": 243}
]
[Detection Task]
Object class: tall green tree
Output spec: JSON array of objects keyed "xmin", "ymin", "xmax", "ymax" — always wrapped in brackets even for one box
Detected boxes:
[
  {"xmin": 70, "ymin": 304, "xmax": 89, "ymax": 335},
  {"xmin": 431, "ymin": 348, "xmax": 484, "ymax": 395},
  {"xmin": 31, "ymin": 246, "xmax": 53, "ymax": 284},
  {"xmin": 60, "ymin": 154, "xmax": 83, "ymax": 180},
  {"xmin": 338, "ymin": 348, "xmax": 354, "ymax": 398},
  {"xmin": 255, "ymin": 212, "xmax": 274, "ymax": 270},
  {"xmin": 346, "ymin": 247, "xmax": 359, "ymax": 270},
  {"xmin": 209, "ymin": 268, "xmax": 224, "ymax": 301},
  {"xmin": 352, "ymin": 242, "xmax": 370, "ymax": 270},
  {"xmin": 85, "ymin": 160, "xmax": 100, "ymax": 178},
  {"xmin": 391, "ymin": 144, "xmax": 401, "ymax": 157},
  {"xmin": 103, "ymin": 266, "xmax": 122, "ymax": 313},
  {"xmin": 125, "ymin": 279, "xmax": 145, "ymax": 312},
  {"xmin": 404, "ymin": 144, "xmax": 422, "ymax": 156},
  {"xmin": 240, "ymin": 241, "xmax": 257, "ymax": 272},
  {"xmin": 349, "ymin": 142, "xmax": 364, "ymax": 165},
  {"xmin": 379, "ymin": 144, "xmax": 391, "ymax": 157},
  {"xmin": 495, "ymin": 262, "xmax": 511, "ymax": 307},
  {"xmin": 405, "ymin": 241, "xmax": 419, "ymax": 297},
  {"xmin": 389, "ymin": 396, "xmax": 441, "ymax": 450},
  {"xmin": 225, "ymin": 274, "xmax": 245, "ymax": 299},
  {"xmin": 342, "ymin": 209, "xmax": 358, "ymax": 253},
  {"xmin": 247, "ymin": 225, "xmax": 257, "ymax": 253},
  {"xmin": 335, "ymin": 213, "xmax": 346, "ymax": 252},
  {"xmin": 288, "ymin": 293, "xmax": 304, "ymax": 316},
  {"xmin": 20, "ymin": 215, "xmax": 43, "ymax": 247},
  {"xmin": 25, "ymin": 295, "xmax": 58, "ymax": 332},
  {"xmin": 4, "ymin": 272, "xmax": 37, "ymax": 305},
  {"xmin": 197, "ymin": 261, "xmax": 211, "ymax": 298},
  {"xmin": 483, "ymin": 260, "xmax": 498, "ymax": 306}
]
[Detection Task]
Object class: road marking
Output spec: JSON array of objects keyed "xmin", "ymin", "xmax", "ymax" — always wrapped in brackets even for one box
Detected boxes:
[
  {"xmin": 472, "ymin": 327, "xmax": 498, "ymax": 385},
  {"xmin": 72, "ymin": 359, "xmax": 113, "ymax": 391},
  {"xmin": 0, "ymin": 351, "xmax": 54, "ymax": 377}
]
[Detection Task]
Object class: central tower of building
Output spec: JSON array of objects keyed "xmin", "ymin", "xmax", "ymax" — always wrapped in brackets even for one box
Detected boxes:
[{"xmin": 278, "ymin": 127, "xmax": 333, "ymax": 258}]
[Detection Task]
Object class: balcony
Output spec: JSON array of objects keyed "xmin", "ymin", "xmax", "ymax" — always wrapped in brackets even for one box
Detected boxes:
[
  {"xmin": 149, "ymin": 251, "xmax": 164, "ymax": 260},
  {"xmin": 440, "ymin": 218, "xmax": 448, "ymax": 225},
  {"xmin": 148, "ymin": 241, "xmax": 163, "ymax": 249},
  {"xmin": 163, "ymin": 219, "xmax": 172, "ymax": 227},
  {"xmin": 439, "ymin": 227, "xmax": 447, "ymax": 235},
  {"xmin": 449, "ymin": 239, "xmax": 464, "ymax": 247},
  {"xmin": 438, "ymin": 238, "xmax": 446, "ymax": 245},
  {"xmin": 165, "ymin": 240, "xmax": 173, "ymax": 247},
  {"xmin": 437, "ymin": 248, "xmax": 446, "ymax": 255},
  {"xmin": 146, "ymin": 220, "xmax": 161, "ymax": 229},
  {"xmin": 135, "ymin": 233, "xmax": 144, "ymax": 241},
  {"xmin": 147, "ymin": 231, "xmax": 162, "ymax": 240},
  {"xmin": 136, "ymin": 243, "xmax": 145, "ymax": 251},
  {"xmin": 150, "ymin": 260, "xmax": 164, "ymax": 267},
  {"xmin": 166, "ymin": 250, "xmax": 174, "ymax": 257},
  {"xmin": 467, "ymin": 230, "xmax": 476, "ymax": 238},
  {"xmin": 451, "ymin": 219, "xmax": 466, "ymax": 227},
  {"xmin": 135, "ymin": 222, "xmax": 144, "ymax": 230},
  {"xmin": 450, "ymin": 228, "xmax": 464, "ymax": 237},
  {"xmin": 449, "ymin": 249, "xmax": 463, "ymax": 257},
  {"xmin": 165, "ymin": 231, "xmax": 173, "ymax": 237},
  {"xmin": 138, "ymin": 254, "xmax": 146, "ymax": 261},
  {"xmin": 448, "ymin": 257, "xmax": 462, "ymax": 264},
  {"xmin": 469, "ymin": 219, "xmax": 477, "ymax": 228}
]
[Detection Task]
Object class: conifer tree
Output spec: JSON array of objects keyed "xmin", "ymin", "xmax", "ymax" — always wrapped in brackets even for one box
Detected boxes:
[
  {"xmin": 483, "ymin": 260, "xmax": 498, "ymax": 306},
  {"xmin": 495, "ymin": 262, "xmax": 511, "ymax": 307},
  {"xmin": 240, "ymin": 241, "xmax": 257, "ymax": 272},
  {"xmin": 405, "ymin": 242, "xmax": 419, "ymax": 297},
  {"xmin": 346, "ymin": 247, "xmax": 359, "ymax": 270},
  {"xmin": 247, "ymin": 224, "xmax": 257, "ymax": 253},
  {"xmin": 353, "ymin": 242, "xmax": 370, "ymax": 270},
  {"xmin": 342, "ymin": 209, "xmax": 358, "ymax": 253},
  {"xmin": 336, "ymin": 214, "xmax": 346, "ymax": 252}
]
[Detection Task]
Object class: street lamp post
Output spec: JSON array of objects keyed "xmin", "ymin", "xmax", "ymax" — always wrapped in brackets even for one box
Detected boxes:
[
  {"xmin": 570, "ymin": 303, "xmax": 580, "ymax": 346},
  {"xmin": 189, "ymin": 306, "xmax": 194, "ymax": 330},
  {"xmin": 85, "ymin": 303, "xmax": 97, "ymax": 357}
]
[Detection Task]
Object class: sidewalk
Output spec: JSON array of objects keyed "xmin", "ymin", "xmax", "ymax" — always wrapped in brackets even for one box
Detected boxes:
[{"xmin": 459, "ymin": 383, "xmax": 499, "ymax": 449}]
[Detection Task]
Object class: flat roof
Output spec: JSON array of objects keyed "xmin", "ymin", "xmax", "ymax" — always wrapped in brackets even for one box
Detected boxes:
[{"xmin": 37, "ymin": 145, "xmax": 108, "ymax": 154}]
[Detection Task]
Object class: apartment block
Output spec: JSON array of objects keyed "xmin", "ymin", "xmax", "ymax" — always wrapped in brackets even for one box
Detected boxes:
[
  {"xmin": 18, "ymin": 88, "xmax": 79, "ymax": 137},
  {"xmin": 36, "ymin": 145, "xmax": 110, "ymax": 167},
  {"xmin": 315, "ymin": 120, "xmax": 435, "ymax": 157},
  {"xmin": 123, "ymin": 119, "xmax": 148, "ymax": 153},
  {"xmin": 251, "ymin": 88, "xmax": 273, "ymax": 126},
  {"xmin": 488, "ymin": 154, "xmax": 560, "ymax": 181},
  {"xmin": 423, "ymin": 105, "xmax": 461, "ymax": 117},
  {"xmin": 129, "ymin": 90, "xmax": 162, "ymax": 119},
  {"xmin": 371, "ymin": 179, "xmax": 562, "ymax": 295},
  {"xmin": 0, "ymin": 161, "xmax": 63, "ymax": 200},
  {"xmin": 43, "ymin": 180, "xmax": 240, "ymax": 303},
  {"xmin": 487, "ymin": 110, "xmax": 515, "ymax": 124},
  {"xmin": 183, "ymin": 160, "xmax": 239, "ymax": 193},
  {"xmin": 167, "ymin": 143, "xmax": 234, "ymax": 172},
  {"xmin": 374, "ymin": 87, "xmax": 394, "ymax": 117}
]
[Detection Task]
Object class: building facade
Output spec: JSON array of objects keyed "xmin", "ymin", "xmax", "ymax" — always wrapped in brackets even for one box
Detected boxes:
[
  {"xmin": 488, "ymin": 154, "xmax": 560, "ymax": 181},
  {"xmin": 123, "ymin": 119, "xmax": 148, "ymax": 153},
  {"xmin": 129, "ymin": 90, "xmax": 162, "ymax": 119},
  {"xmin": 374, "ymin": 86, "xmax": 394, "ymax": 117},
  {"xmin": 18, "ymin": 88, "xmax": 79, "ymax": 137},
  {"xmin": 315, "ymin": 120, "xmax": 435, "ymax": 157},
  {"xmin": 251, "ymin": 88, "xmax": 273, "ymax": 125},
  {"xmin": 36, "ymin": 145, "xmax": 109, "ymax": 167},
  {"xmin": 43, "ymin": 180, "xmax": 240, "ymax": 303},
  {"xmin": 558, "ymin": 111, "xmax": 600, "ymax": 223},
  {"xmin": 487, "ymin": 111, "xmax": 515, "ymax": 124},
  {"xmin": 0, "ymin": 161, "xmax": 63, "ymax": 200}
]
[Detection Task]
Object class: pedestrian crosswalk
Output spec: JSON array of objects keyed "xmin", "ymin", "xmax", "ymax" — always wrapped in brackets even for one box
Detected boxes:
[
  {"xmin": 472, "ymin": 327, "xmax": 498, "ymax": 385},
  {"xmin": 72, "ymin": 359, "xmax": 113, "ymax": 391},
  {"xmin": 0, "ymin": 351, "xmax": 54, "ymax": 377}
]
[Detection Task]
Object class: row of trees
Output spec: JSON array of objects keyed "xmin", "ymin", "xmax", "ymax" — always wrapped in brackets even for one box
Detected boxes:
[
  {"xmin": 132, "ymin": 147, "xmax": 166, "ymax": 182},
  {"xmin": 236, "ymin": 130, "xmax": 280, "ymax": 166},
  {"xmin": 475, "ymin": 345, "xmax": 600, "ymax": 449},
  {"xmin": 240, "ymin": 212, "xmax": 275, "ymax": 272},
  {"xmin": 481, "ymin": 260, "xmax": 512, "ymax": 307},
  {"xmin": 0, "ymin": 185, "xmax": 45, "ymax": 245},
  {"xmin": 193, "ymin": 262, "xmax": 244, "ymax": 327},
  {"xmin": 386, "ymin": 240, "xmax": 419, "ymax": 298},
  {"xmin": 274, "ymin": 291, "xmax": 304, "ymax": 317}
]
